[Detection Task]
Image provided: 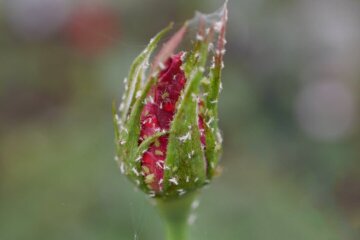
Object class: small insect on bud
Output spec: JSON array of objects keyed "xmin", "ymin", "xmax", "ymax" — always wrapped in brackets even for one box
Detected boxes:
[{"xmin": 113, "ymin": 1, "xmax": 227, "ymax": 200}]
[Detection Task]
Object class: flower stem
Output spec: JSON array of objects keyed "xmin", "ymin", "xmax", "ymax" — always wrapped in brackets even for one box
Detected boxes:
[
  {"xmin": 156, "ymin": 191, "xmax": 198, "ymax": 240},
  {"xmin": 164, "ymin": 219, "xmax": 187, "ymax": 240}
]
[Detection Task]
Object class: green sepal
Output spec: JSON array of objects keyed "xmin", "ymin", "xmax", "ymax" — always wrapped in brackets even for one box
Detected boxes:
[
  {"xmin": 121, "ymin": 23, "xmax": 173, "ymax": 122},
  {"xmin": 119, "ymin": 76, "xmax": 157, "ymax": 183},
  {"xmin": 203, "ymin": 8, "xmax": 227, "ymax": 178},
  {"xmin": 164, "ymin": 71, "xmax": 205, "ymax": 198},
  {"xmin": 204, "ymin": 54, "xmax": 223, "ymax": 179},
  {"xmin": 112, "ymin": 100, "xmax": 121, "ymax": 151},
  {"xmin": 115, "ymin": 24, "xmax": 173, "ymax": 185},
  {"xmin": 162, "ymin": 39, "xmax": 209, "ymax": 198}
]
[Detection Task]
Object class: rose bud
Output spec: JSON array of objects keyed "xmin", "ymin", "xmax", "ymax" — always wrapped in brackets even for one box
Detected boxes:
[{"xmin": 113, "ymin": 4, "xmax": 227, "ymax": 200}]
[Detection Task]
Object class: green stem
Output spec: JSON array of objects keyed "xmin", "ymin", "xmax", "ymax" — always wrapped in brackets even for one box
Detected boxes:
[
  {"xmin": 164, "ymin": 219, "xmax": 187, "ymax": 240},
  {"xmin": 156, "ymin": 191, "xmax": 198, "ymax": 240}
]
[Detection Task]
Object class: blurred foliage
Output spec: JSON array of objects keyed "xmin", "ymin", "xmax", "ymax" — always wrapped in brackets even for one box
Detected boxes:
[{"xmin": 0, "ymin": 0, "xmax": 359, "ymax": 239}]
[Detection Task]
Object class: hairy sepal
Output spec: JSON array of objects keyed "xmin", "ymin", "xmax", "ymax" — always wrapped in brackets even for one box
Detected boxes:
[
  {"xmin": 163, "ymin": 38, "xmax": 209, "ymax": 198},
  {"xmin": 115, "ymin": 25, "xmax": 173, "ymax": 185}
]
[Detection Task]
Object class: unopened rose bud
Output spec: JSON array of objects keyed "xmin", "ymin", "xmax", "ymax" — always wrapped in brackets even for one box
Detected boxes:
[{"xmin": 113, "ymin": 3, "xmax": 227, "ymax": 199}]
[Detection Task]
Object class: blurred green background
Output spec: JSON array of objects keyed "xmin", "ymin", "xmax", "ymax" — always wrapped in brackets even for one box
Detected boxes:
[{"xmin": 0, "ymin": 0, "xmax": 359, "ymax": 239}]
